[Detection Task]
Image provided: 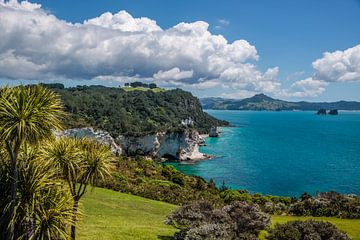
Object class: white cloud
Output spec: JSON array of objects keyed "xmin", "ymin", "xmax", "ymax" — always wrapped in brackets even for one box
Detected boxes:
[
  {"xmin": 312, "ymin": 44, "xmax": 360, "ymax": 82},
  {"xmin": 0, "ymin": 1, "xmax": 260, "ymax": 86},
  {"xmin": 153, "ymin": 68, "xmax": 193, "ymax": 81},
  {"xmin": 2, "ymin": 0, "xmax": 352, "ymax": 99},
  {"xmin": 281, "ymin": 78, "xmax": 328, "ymax": 98}
]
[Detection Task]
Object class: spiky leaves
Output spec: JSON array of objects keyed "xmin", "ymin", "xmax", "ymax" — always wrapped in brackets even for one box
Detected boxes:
[
  {"xmin": 0, "ymin": 85, "xmax": 65, "ymax": 240},
  {"xmin": 0, "ymin": 145, "xmax": 73, "ymax": 240},
  {"xmin": 42, "ymin": 137, "xmax": 115, "ymax": 240},
  {"xmin": 0, "ymin": 85, "xmax": 64, "ymax": 144}
]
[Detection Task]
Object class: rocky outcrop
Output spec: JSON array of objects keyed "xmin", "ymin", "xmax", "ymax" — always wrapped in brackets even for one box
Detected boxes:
[
  {"xmin": 209, "ymin": 126, "xmax": 219, "ymax": 137},
  {"xmin": 56, "ymin": 128, "xmax": 208, "ymax": 161},
  {"xmin": 328, "ymin": 109, "xmax": 338, "ymax": 115},
  {"xmin": 317, "ymin": 109, "xmax": 327, "ymax": 115},
  {"xmin": 55, "ymin": 128, "xmax": 123, "ymax": 155}
]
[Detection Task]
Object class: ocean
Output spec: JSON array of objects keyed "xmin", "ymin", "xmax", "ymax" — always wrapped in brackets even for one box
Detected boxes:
[{"xmin": 168, "ymin": 110, "xmax": 360, "ymax": 197}]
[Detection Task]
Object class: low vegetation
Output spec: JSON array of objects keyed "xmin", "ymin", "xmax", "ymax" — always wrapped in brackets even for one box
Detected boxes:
[
  {"xmin": 266, "ymin": 220, "xmax": 350, "ymax": 240},
  {"xmin": 78, "ymin": 187, "xmax": 360, "ymax": 240},
  {"xmin": 166, "ymin": 201, "xmax": 270, "ymax": 240}
]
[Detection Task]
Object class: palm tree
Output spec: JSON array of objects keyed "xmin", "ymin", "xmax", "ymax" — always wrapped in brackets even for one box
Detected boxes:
[
  {"xmin": 43, "ymin": 137, "xmax": 114, "ymax": 240},
  {"xmin": 0, "ymin": 144, "xmax": 73, "ymax": 240},
  {"xmin": 0, "ymin": 85, "xmax": 64, "ymax": 240}
]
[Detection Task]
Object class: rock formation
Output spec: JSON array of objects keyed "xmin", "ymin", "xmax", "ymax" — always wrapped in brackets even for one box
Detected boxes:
[
  {"xmin": 209, "ymin": 126, "xmax": 219, "ymax": 137},
  {"xmin": 317, "ymin": 109, "xmax": 327, "ymax": 115},
  {"xmin": 328, "ymin": 109, "xmax": 338, "ymax": 115},
  {"xmin": 56, "ymin": 128, "xmax": 208, "ymax": 161}
]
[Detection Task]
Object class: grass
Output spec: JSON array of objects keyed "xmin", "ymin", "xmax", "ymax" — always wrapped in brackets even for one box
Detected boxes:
[
  {"xmin": 122, "ymin": 87, "xmax": 166, "ymax": 93},
  {"xmin": 79, "ymin": 187, "xmax": 360, "ymax": 240},
  {"xmin": 78, "ymin": 187, "xmax": 177, "ymax": 240}
]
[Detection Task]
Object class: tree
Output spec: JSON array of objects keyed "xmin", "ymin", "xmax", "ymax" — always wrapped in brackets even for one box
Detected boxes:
[
  {"xmin": 266, "ymin": 220, "xmax": 350, "ymax": 240},
  {"xmin": 0, "ymin": 144, "xmax": 73, "ymax": 240},
  {"xmin": 166, "ymin": 201, "xmax": 270, "ymax": 240},
  {"xmin": 43, "ymin": 137, "xmax": 115, "ymax": 240},
  {"xmin": 0, "ymin": 85, "xmax": 64, "ymax": 240}
]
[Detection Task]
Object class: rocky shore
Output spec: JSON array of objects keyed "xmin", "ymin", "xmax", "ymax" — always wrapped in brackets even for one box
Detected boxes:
[{"xmin": 55, "ymin": 127, "xmax": 210, "ymax": 161}]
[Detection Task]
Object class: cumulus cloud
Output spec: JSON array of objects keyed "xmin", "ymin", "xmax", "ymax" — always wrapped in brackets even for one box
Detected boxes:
[
  {"xmin": 153, "ymin": 68, "xmax": 193, "ymax": 81},
  {"xmin": 282, "ymin": 78, "xmax": 328, "ymax": 98},
  {"xmin": 312, "ymin": 44, "xmax": 360, "ymax": 82},
  {"xmin": 0, "ymin": 1, "xmax": 259, "ymax": 84},
  {"xmin": 0, "ymin": 0, "xmax": 347, "ymax": 99}
]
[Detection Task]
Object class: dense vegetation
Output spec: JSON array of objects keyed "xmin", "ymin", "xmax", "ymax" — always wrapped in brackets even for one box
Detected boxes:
[
  {"xmin": 97, "ymin": 157, "xmax": 360, "ymax": 220},
  {"xmin": 124, "ymin": 81, "xmax": 157, "ymax": 89},
  {"xmin": 201, "ymin": 93, "xmax": 360, "ymax": 111},
  {"xmin": 42, "ymin": 84, "xmax": 228, "ymax": 137},
  {"xmin": 267, "ymin": 220, "xmax": 350, "ymax": 240},
  {"xmin": 289, "ymin": 192, "xmax": 360, "ymax": 219},
  {"xmin": 166, "ymin": 201, "xmax": 270, "ymax": 240},
  {"xmin": 0, "ymin": 85, "xmax": 115, "ymax": 240}
]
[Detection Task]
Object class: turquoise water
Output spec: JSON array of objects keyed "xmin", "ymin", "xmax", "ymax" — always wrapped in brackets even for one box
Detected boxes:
[{"xmin": 170, "ymin": 110, "xmax": 360, "ymax": 197}]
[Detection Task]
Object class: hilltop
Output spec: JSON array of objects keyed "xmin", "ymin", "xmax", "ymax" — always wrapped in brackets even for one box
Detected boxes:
[
  {"xmin": 42, "ymin": 84, "xmax": 228, "ymax": 137},
  {"xmin": 201, "ymin": 94, "xmax": 360, "ymax": 111}
]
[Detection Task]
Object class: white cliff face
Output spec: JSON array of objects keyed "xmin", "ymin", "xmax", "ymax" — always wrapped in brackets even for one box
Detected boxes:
[
  {"xmin": 56, "ymin": 128, "xmax": 208, "ymax": 161},
  {"xmin": 55, "ymin": 128, "xmax": 122, "ymax": 155}
]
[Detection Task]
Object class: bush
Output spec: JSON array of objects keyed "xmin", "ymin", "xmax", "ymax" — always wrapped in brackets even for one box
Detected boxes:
[
  {"xmin": 166, "ymin": 201, "xmax": 270, "ymax": 240},
  {"xmin": 266, "ymin": 220, "xmax": 350, "ymax": 240}
]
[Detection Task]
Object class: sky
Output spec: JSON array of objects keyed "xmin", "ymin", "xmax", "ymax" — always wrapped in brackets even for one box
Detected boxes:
[{"xmin": 0, "ymin": 0, "xmax": 359, "ymax": 101}]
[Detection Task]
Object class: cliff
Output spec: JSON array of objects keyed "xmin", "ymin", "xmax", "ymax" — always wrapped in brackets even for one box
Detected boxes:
[
  {"xmin": 42, "ymin": 84, "xmax": 227, "ymax": 160},
  {"xmin": 57, "ymin": 127, "xmax": 208, "ymax": 161}
]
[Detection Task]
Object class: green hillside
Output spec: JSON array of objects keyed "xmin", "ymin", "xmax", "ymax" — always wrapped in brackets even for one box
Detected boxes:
[
  {"xmin": 79, "ymin": 187, "xmax": 360, "ymax": 240},
  {"xmin": 78, "ymin": 187, "xmax": 177, "ymax": 240},
  {"xmin": 42, "ymin": 84, "xmax": 228, "ymax": 136},
  {"xmin": 201, "ymin": 93, "xmax": 360, "ymax": 111}
]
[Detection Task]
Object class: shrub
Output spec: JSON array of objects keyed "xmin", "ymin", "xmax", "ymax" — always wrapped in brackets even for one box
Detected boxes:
[
  {"xmin": 266, "ymin": 220, "xmax": 350, "ymax": 240},
  {"xmin": 166, "ymin": 201, "xmax": 270, "ymax": 240}
]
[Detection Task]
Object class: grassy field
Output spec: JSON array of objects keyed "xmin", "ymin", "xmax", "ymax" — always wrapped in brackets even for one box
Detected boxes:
[
  {"xmin": 78, "ymin": 187, "xmax": 176, "ymax": 240},
  {"xmin": 79, "ymin": 187, "xmax": 360, "ymax": 240},
  {"xmin": 122, "ymin": 87, "xmax": 166, "ymax": 92}
]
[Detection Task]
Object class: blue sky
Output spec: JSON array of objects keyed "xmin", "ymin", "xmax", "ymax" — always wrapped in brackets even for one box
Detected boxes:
[{"xmin": 0, "ymin": 0, "xmax": 359, "ymax": 101}]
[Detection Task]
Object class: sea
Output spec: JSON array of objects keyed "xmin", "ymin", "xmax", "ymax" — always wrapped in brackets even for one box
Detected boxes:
[{"xmin": 168, "ymin": 110, "xmax": 360, "ymax": 197}]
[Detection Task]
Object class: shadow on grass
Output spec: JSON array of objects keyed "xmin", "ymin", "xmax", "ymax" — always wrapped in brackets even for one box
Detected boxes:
[{"xmin": 157, "ymin": 236, "xmax": 175, "ymax": 240}]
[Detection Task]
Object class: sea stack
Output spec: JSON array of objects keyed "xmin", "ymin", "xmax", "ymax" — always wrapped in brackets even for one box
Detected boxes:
[
  {"xmin": 209, "ymin": 126, "xmax": 219, "ymax": 137},
  {"xmin": 317, "ymin": 109, "xmax": 327, "ymax": 115},
  {"xmin": 328, "ymin": 109, "xmax": 339, "ymax": 115}
]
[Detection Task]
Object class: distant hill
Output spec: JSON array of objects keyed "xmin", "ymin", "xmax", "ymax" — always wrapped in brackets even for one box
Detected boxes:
[{"xmin": 200, "ymin": 94, "xmax": 360, "ymax": 111}]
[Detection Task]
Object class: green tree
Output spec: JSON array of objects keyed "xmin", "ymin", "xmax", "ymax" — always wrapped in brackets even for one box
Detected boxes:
[
  {"xmin": 43, "ymin": 137, "xmax": 115, "ymax": 240},
  {"xmin": 0, "ymin": 85, "xmax": 64, "ymax": 240},
  {"xmin": 0, "ymin": 144, "xmax": 73, "ymax": 240}
]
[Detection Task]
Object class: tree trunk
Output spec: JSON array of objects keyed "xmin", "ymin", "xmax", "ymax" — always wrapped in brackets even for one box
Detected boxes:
[
  {"xmin": 71, "ymin": 200, "xmax": 79, "ymax": 240},
  {"xmin": 6, "ymin": 140, "xmax": 19, "ymax": 240}
]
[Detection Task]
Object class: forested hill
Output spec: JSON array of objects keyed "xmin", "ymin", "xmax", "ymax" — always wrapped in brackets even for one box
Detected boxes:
[
  {"xmin": 43, "ymin": 84, "xmax": 228, "ymax": 137},
  {"xmin": 201, "ymin": 94, "xmax": 360, "ymax": 111}
]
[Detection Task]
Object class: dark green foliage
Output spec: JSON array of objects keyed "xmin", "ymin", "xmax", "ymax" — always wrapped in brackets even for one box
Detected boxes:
[
  {"xmin": 290, "ymin": 191, "xmax": 360, "ymax": 219},
  {"xmin": 266, "ymin": 220, "xmax": 350, "ymax": 240},
  {"xmin": 99, "ymin": 157, "xmax": 223, "ymax": 205},
  {"xmin": 42, "ymin": 84, "xmax": 228, "ymax": 137},
  {"xmin": 0, "ymin": 147, "xmax": 73, "ymax": 240},
  {"xmin": 166, "ymin": 201, "xmax": 270, "ymax": 240}
]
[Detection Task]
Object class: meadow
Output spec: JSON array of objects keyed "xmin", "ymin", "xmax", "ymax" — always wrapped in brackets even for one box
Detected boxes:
[{"xmin": 79, "ymin": 187, "xmax": 360, "ymax": 240}]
